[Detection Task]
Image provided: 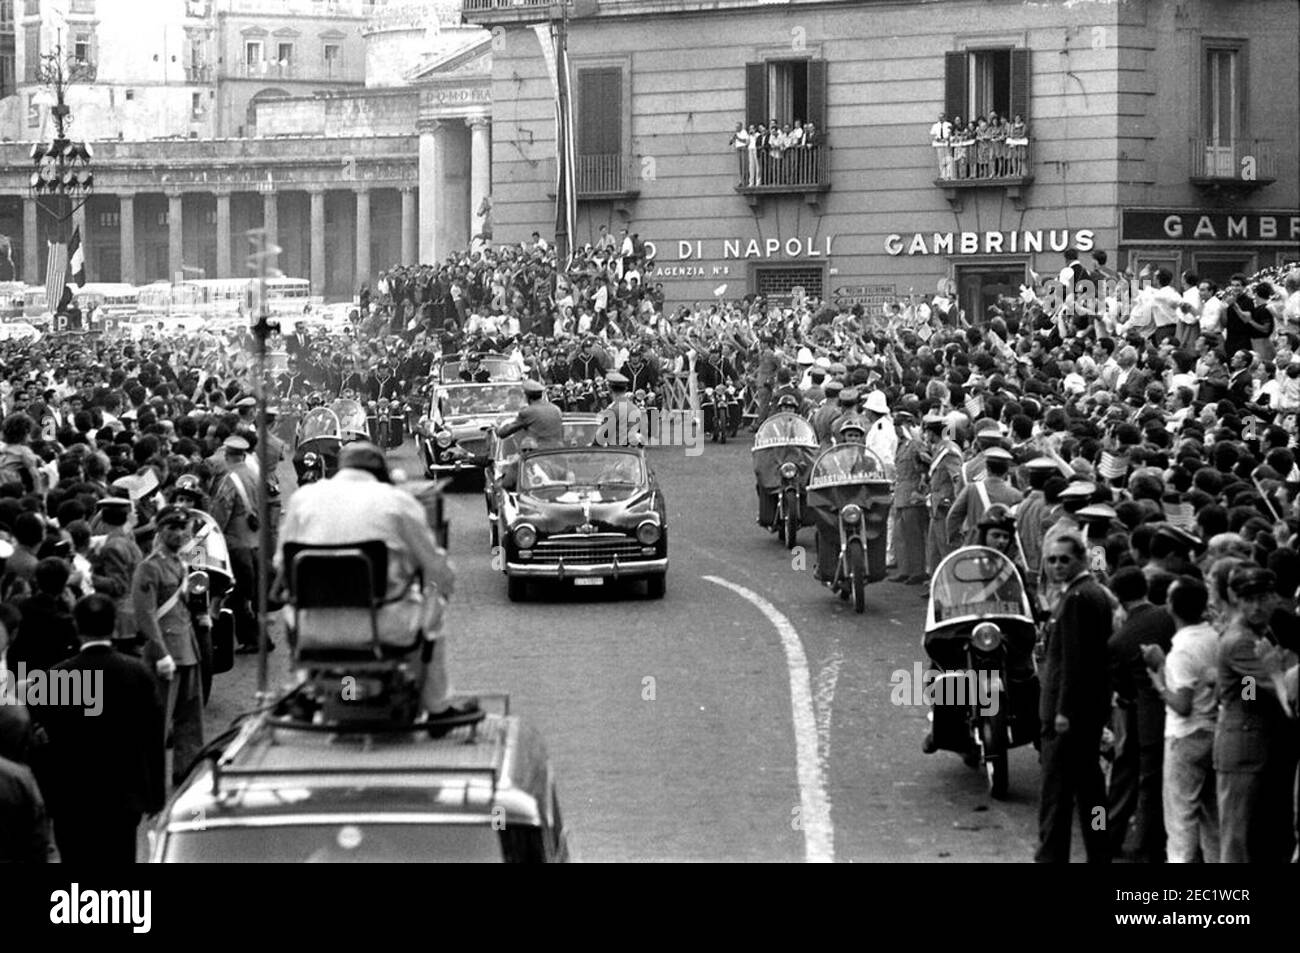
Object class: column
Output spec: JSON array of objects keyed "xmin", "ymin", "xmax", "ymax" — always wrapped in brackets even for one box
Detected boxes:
[
  {"xmin": 400, "ymin": 187, "xmax": 416, "ymax": 266},
  {"xmin": 417, "ymin": 118, "xmax": 443, "ymax": 264},
  {"xmin": 22, "ymin": 197, "xmax": 38, "ymax": 284},
  {"xmin": 309, "ymin": 187, "xmax": 326, "ymax": 297},
  {"xmin": 167, "ymin": 192, "xmax": 184, "ymax": 282},
  {"xmin": 215, "ymin": 192, "xmax": 232, "ymax": 278},
  {"xmin": 262, "ymin": 191, "xmax": 279, "ymax": 271},
  {"xmin": 468, "ymin": 116, "xmax": 490, "ymax": 243},
  {"xmin": 354, "ymin": 187, "xmax": 371, "ymax": 289},
  {"xmin": 118, "ymin": 195, "xmax": 136, "ymax": 285}
]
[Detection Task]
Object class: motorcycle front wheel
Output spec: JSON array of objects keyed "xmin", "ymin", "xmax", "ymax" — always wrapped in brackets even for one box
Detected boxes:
[
  {"xmin": 981, "ymin": 718, "xmax": 1009, "ymax": 799},
  {"xmin": 784, "ymin": 491, "xmax": 799, "ymax": 550},
  {"xmin": 849, "ymin": 538, "xmax": 867, "ymax": 614}
]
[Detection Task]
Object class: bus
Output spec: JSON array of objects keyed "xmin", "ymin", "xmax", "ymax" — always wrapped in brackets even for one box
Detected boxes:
[
  {"xmin": 0, "ymin": 282, "xmax": 24, "ymax": 321},
  {"xmin": 264, "ymin": 277, "xmax": 319, "ymax": 316},
  {"xmin": 75, "ymin": 283, "xmax": 138, "ymax": 321}
]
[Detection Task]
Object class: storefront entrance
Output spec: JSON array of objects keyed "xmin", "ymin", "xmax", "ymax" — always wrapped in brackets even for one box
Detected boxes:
[{"xmin": 955, "ymin": 262, "xmax": 1027, "ymax": 323}]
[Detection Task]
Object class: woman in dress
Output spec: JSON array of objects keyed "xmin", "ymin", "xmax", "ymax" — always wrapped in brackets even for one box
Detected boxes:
[
  {"xmin": 987, "ymin": 111, "xmax": 1007, "ymax": 177},
  {"xmin": 950, "ymin": 117, "xmax": 969, "ymax": 179},
  {"xmin": 1007, "ymin": 114, "xmax": 1029, "ymax": 176},
  {"xmin": 973, "ymin": 116, "xmax": 991, "ymax": 179}
]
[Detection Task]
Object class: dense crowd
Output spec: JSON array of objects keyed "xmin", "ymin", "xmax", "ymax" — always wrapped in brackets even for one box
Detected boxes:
[{"xmin": 2, "ymin": 225, "xmax": 1300, "ymax": 862}]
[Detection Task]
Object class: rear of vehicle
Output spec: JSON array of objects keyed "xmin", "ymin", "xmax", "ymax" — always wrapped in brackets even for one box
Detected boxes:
[{"xmin": 151, "ymin": 713, "xmax": 568, "ymax": 863}]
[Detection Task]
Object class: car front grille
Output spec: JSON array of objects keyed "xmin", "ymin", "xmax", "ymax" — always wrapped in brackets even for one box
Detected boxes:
[{"xmin": 531, "ymin": 538, "xmax": 647, "ymax": 564}]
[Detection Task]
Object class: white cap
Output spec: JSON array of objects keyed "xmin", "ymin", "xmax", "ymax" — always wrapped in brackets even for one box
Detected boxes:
[
  {"xmin": 864, "ymin": 390, "xmax": 889, "ymax": 415},
  {"xmin": 797, "ymin": 347, "xmax": 814, "ymax": 365}
]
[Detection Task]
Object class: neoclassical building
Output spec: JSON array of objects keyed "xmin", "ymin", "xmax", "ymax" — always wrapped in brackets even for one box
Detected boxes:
[{"xmin": 0, "ymin": 0, "xmax": 490, "ymax": 300}]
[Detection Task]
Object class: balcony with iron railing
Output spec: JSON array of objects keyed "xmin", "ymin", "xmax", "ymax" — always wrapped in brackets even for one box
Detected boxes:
[
  {"xmin": 462, "ymin": 0, "xmax": 563, "ymax": 24},
  {"xmin": 1189, "ymin": 138, "xmax": 1277, "ymax": 192},
  {"xmin": 932, "ymin": 135, "xmax": 1033, "ymax": 211},
  {"xmin": 576, "ymin": 153, "xmax": 639, "ymax": 200},
  {"xmin": 735, "ymin": 142, "xmax": 830, "ymax": 206}
]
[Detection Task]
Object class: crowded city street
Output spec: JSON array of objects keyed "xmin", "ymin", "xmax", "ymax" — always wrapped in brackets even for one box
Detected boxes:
[{"xmin": 206, "ymin": 435, "xmax": 1042, "ymax": 863}]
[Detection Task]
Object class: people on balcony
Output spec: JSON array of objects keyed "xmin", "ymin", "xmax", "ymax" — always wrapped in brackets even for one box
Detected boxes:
[
  {"xmin": 735, "ymin": 116, "xmax": 823, "ymax": 188},
  {"xmin": 935, "ymin": 111, "xmax": 1029, "ymax": 180}
]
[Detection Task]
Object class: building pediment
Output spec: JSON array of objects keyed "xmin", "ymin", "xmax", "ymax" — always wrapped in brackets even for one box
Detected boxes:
[{"xmin": 409, "ymin": 34, "xmax": 492, "ymax": 83}]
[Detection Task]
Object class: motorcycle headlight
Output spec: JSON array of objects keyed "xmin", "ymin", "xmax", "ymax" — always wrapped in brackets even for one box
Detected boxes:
[
  {"xmin": 841, "ymin": 503, "xmax": 863, "ymax": 525},
  {"xmin": 972, "ymin": 622, "xmax": 1003, "ymax": 652},
  {"xmin": 435, "ymin": 430, "xmax": 452, "ymax": 448},
  {"xmin": 186, "ymin": 570, "xmax": 209, "ymax": 596},
  {"xmin": 513, "ymin": 524, "xmax": 537, "ymax": 550},
  {"xmin": 636, "ymin": 520, "xmax": 661, "ymax": 545},
  {"xmin": 779, "ymin": 462, "xmax": 798, "ymax": 480},
  {"xmin": 303, "ymin": 451, "xmax": 319, "ymax": 467}
]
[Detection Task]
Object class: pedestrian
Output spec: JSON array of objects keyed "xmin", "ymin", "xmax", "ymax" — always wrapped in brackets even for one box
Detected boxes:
[
  {"xmin": 209, "ymin": 435, "xmax": 268, "ymax": 654},
  {"xmin": 1036, "ymin": 532, "xmax": 1113, "ymax": 863},
  {"xmin": 31, "ymin": 593, "xmax": 164, "ymax": 863}
]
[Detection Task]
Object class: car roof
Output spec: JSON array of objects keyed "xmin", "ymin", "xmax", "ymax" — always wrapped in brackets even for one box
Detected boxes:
[{"xmin": 165, "ymin": 713, "xmax": 551, "ymax": 830}]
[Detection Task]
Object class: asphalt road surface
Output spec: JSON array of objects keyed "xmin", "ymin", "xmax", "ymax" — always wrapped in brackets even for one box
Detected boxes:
[{"xmin": 204, "ymin": 431, "xmax": 1068, "ymax": 863}]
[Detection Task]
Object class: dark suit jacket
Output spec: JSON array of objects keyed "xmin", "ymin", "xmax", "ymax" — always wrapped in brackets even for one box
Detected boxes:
[
  {"xmin": 30, "ymin": 644, "xmax": 165, "ymax": 820},
  {"xmin": 7, "ymin": 593, "xmax": 80, "ymax": 675},
  {"xmin": 1041, "ymin": 573, "xmax": 1113, "ymax": 728},
  {"xmin": 1214, "ymin": 624, "xmax": 1295, "ymax": 774}
]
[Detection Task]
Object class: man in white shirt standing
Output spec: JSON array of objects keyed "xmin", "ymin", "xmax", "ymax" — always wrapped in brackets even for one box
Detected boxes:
[
  {"xmin": 1120, "ymin": 267, "xmax": 1182, "ymax": 343},
  {"xmin": 1176, "ymin": 270, "xmax": 1202, "ymax": 349},
  {"xmin": 1143, "ymin": 578, "xmax": 1220, "ymax": 863}
]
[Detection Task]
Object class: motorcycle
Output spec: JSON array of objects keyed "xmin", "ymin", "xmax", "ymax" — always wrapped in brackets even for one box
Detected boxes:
[
  {"xmin": 701, "ymin": 387, "xmax": 725, "ymax": 443},
  {"xmin": 721, "ymin": 382, "xmax": 744, "ymax": 439},
  {"xmin": 805, "ymin": 443, "xmax": 894, "ymax": 613},
  {"xmin": 751, "ymin": 412, "xmax": 818, "ymax": 549},
  {"xmin": 923, "ymin": 546, "xmax": 1040, "ymax": 799},
  {"xmin": 179, "ymin": 509, "xmax": 237, "ymax": 687}
]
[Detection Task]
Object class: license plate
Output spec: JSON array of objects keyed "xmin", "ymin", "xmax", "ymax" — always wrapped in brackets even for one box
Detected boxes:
[{"xmin": 573, "ymin": 578, "xmax": 605, "ymax": 587}]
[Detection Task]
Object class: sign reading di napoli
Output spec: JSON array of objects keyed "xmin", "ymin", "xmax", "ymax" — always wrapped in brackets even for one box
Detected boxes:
[{"xmin": 646, "ymin": 236, "xmax": 835, "ymax": 262}]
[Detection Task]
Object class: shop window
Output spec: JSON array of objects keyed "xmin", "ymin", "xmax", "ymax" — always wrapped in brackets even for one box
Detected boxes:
[
  {"xmin": 1191, "ymin": 253, "xmax": 1256, "ymax": 287},
  {"xmin": 754, "ymin": 265, "xmax": 824, "ymax": 304}
]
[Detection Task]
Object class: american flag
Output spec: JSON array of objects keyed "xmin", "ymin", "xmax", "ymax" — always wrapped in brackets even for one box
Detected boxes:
[{"xmin": 45, "ymin": 239, "xmax": 68, "ymax": 316}]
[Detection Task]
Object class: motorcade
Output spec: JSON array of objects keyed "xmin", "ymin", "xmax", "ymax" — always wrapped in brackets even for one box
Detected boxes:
[
  {"xmin": 417, "ymin": 355, "xmax": 526, "ymax": 482},
  {"xmin": 923, "ymin": 546, "xmax": 1040, "ymax": 799},
  {"xmin": 805, "ymin": 443, "xmax": 894, "ymax": 613},
  {"xmin": 482, "ymin": 412, "xmax": 603, "ymax": 547},
  {"xmin": 751, "ymin": 412, "xmax": 819, "ymax": 549},
  {"xmin": 150, "ymin": 537, "xmax": 566, "ymax": 862},
  {"xmin": 498, "ymin": 445, "xmax": 667, "ymax": 602},
  {"xmin": 293, "ymin": 398, "xmax": 369, "ymax": 484}
]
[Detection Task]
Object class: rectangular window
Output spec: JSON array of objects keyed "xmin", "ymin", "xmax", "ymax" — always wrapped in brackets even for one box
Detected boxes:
[
  {"xmin": 277, "ymin": 43, "xmax": 293, "ymax": 65},
  {"xmin": 73, "ymin": 33, "xmax": 90, "ymax": 63},
  {"xmin": 1203, "ymin": 46, "xmax": 1242, "ymax": 145},
  {"xmin": 23, "ymin": 23, "xmax": 38, "ymax": 82},
  {"xmin": 245, "ymin": 40, "xmax": 262, "ymax": 65},
  {"xmin": 0, "ymin": 54, "xmax": 13, "ymax": 99},
  {"xmin": 754, "ymin": 265, "xmax": 824, "ymax": 303},
  {"xmin": 158, "ymin": 211, "xmax": 169, "ymax": 227},
  {"xmin": 745, "ymin": 59, "xmax": 827, "ymax": 136},
  {"xmin": 576, "ymin": 66, "xmax": 621, "ymax": 156},
  {"xmin": 945, "ymin": 48, "xmax": 1030, "ymax": 126},
  {"xmin": 97, "ymin": 211, "xmax": 120, "ymax": 229},
  {"xmin": 125, "ymin": 89, "xmax": 134, "ymax": 100},
  {"xmin": 324, "ymin": 43, "xmax": 340, "ymax": 64},
  {"xmin": 192, "ymin": 91, "xmax": 203, "ymax": 116},
  {"xmin": 190, "ymin": 40, "xmax": 204, "ymax": 68}
]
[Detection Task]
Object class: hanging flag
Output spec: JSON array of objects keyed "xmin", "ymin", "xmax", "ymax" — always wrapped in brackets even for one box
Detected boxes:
[
  {"xmin": 553, "ymin": 21, "xmax": 577, "ymax": 268},
  {"xmin": 68, "ymin": 226, "xmax": 85, "ymax": 288},
  {"xmin": 45, "ymin": 240, "xmax": 68, "ymax": 318},
  {"xmin": 0, "ymin": 235, "xmax": 13, "ymax": 280}
]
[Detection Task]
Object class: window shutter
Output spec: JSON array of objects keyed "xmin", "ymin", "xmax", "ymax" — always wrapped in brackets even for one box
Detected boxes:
[
  {"xmin": 578, "ymin": 67, "xmax": 621, "ymax": 155},
  {"xmin": 944, "ymin": 51, "xmax": 968, "ymax": 121},
  {"xmin": 805, "ymin": 59, "xmax": 827, "ymax": 133},
  {"xmin": 745, "ymin": 61, "xmax": 766, "ymax": 130},
  {"xmin": 1009, "ymin": 48, "xmax": 1030, "ymax": 122}
]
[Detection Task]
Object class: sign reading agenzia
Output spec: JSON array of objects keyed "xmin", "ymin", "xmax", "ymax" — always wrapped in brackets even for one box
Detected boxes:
[{"xmin": 650, "ymin": 236, "xmax": 836, "ymax": 278}]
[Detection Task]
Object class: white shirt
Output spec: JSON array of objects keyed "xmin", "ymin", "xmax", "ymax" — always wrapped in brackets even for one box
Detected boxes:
[
  {"xmin": 1200, "ymin": 296, "xmax": 1226, "ymax": 335},
  {"xmin": 1164, "ymin": 622, "xmax": 1220, "ymax": 738},
  {"xmin": 864, "ymin": 416, "xmax": 898, "ymax": 467},
  {"xmin": 929, "ymin": 120, "xmax": 952, "ymax": 141},
  {"xmin": 1179, "ymin": 287, "xmax": 1202, "ymax": 325}
]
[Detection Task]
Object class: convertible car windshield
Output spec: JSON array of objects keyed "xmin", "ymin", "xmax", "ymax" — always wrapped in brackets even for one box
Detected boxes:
[
  {"xmin": 519, "ymin": 451, "xmax": 645, "ymax": 491},
  {"xmin": 440, "ymin": 358, "xmax": 522, "ymax": 383},
  {"xmin": 441, "ymin": 384, "xmax": 526, "ymax": 416}
]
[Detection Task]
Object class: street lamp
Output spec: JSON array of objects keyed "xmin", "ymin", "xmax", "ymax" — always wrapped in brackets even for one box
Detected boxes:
[{"xmin": 28, "ymin": 39, "xmax": 97, "ymax": 238}]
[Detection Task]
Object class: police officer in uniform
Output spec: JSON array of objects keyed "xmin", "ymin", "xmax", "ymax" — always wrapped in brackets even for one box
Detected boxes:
[
  {"xmin": 597, "ymin": 372, "xmax": 644, "ymax": 447},
  {"xmin": 131, "ymin": 504, "xmax": 205, "ymax": 787},
  {"xmin": 811, "ymin": 379, "xmax": 844, "ymax": 444},
  {"xmin": 495, "ymin": 380, "xmax": 564, "ymax": 449}
]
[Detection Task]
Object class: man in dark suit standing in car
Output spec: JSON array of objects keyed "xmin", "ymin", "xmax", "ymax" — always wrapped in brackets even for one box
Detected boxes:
[
  {"xmin": 1036, "ymin": 532, "xmax": 1113, "ymax": 863},
  {"xmin": 32, "ymin": 594, "xmax": 165, "ymax": 862}
]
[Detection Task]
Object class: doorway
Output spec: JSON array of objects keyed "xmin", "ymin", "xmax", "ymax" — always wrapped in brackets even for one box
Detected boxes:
[{"xmin": 955, "ymin": 262, "xmax": 1027, "ymax": 324}]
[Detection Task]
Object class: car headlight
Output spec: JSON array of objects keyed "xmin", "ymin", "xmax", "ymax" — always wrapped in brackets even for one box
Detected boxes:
[
  {"xmin": 435, "ymin": 430, "xmax": 452, "ymax": 448},
  {"xmin": 779, "ymin": 462, "xmax": 798, "ymax": 480},
  {"xmin": 841, "ymin": 504, "xmax": 863, "ymax": 525},
  {"xmin": 972, "ymin": 622, "xmax": 1003, "ymax": 652},
  {"xmin": 636, "ymin": 520, "xmax": 661, "ymax": 545},
  {"xmin": 513, "ymin": 524, "xmax": 537, "ymax": 549}
]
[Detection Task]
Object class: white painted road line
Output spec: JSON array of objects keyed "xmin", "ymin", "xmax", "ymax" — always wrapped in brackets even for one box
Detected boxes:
[{"xmin": 703, "ymin": 574, "xmax": 834, "ymax": 863}]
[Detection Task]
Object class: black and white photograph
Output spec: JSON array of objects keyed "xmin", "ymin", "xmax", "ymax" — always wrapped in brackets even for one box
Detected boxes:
[{"xmin": 0, "ymin": 0, "xmax": 1297, "ymax": 898}]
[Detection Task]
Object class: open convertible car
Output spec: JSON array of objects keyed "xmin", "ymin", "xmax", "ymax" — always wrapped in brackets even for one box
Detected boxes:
[
  {"xmin": 416, "ymin": 354, "xmax": 525, "ymax": 482},
  {"xmin": 498, "ymin": 445, "xmax": 668, "ymax": 602}
]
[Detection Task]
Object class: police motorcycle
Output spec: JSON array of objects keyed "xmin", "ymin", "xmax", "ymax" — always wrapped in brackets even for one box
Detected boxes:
[
  {"xmin": 923, "ymin": 544, "xmax": 1040, "ymax": 799},
  {"xmin": 751, "ymin": 410, "xmax": 818, "ymax": 549},
  {"xmin": 366, "ymin": 397, "xmax": 405, "ymax": 450},
  {"xmin": 165, "ymin": 491, "xmax": 238, "ymax": 688},
  {"xmin": 293, "ymin": 398, "xmax": 369, "ymax": 484},
  {"xmin": 805, "ymin": 424, "xmax": 894, "ymax": 613}
]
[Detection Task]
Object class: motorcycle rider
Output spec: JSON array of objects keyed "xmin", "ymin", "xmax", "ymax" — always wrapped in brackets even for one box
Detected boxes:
[
  {"xmin": 811, "ymin": 379, "xmax": 844, "ymax": 443},
  {"xmin": 948, "ymin": 446, "xmax": 1023, "ymax": 547}
]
